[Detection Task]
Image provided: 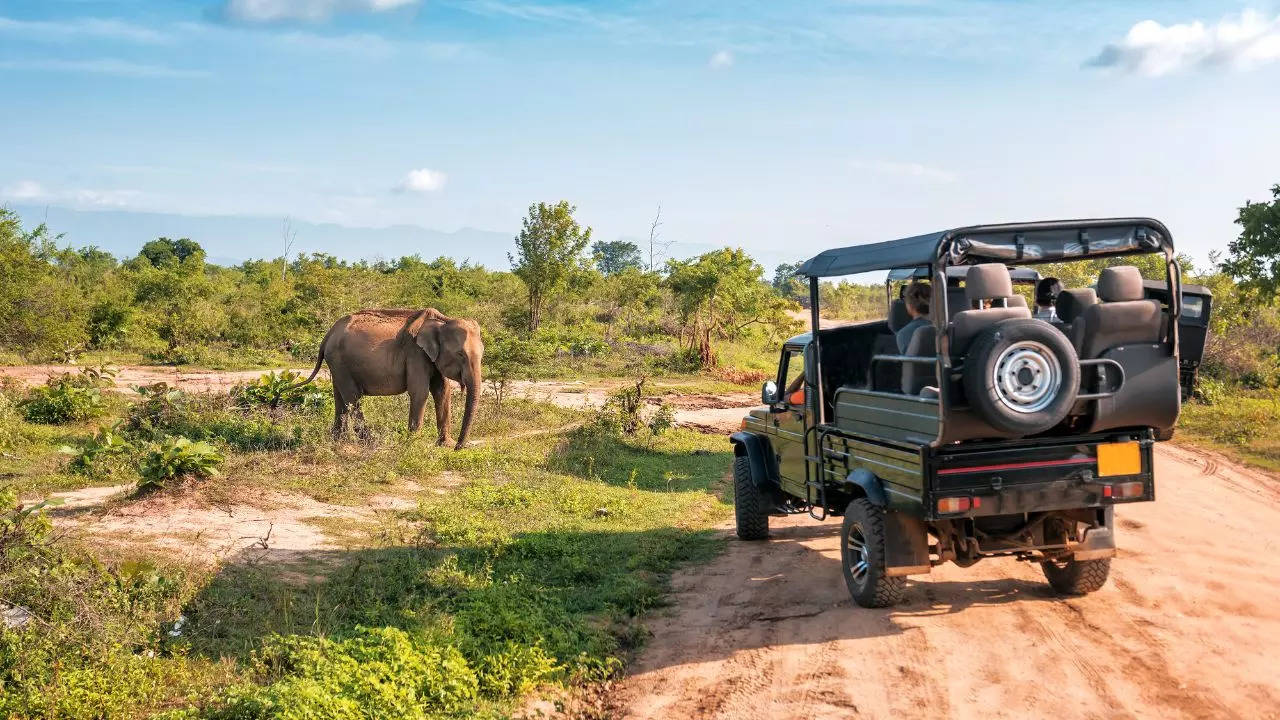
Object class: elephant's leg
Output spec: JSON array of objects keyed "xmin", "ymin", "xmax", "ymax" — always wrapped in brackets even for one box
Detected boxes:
[
  {"xmin": 330, "ymin": 372, "xmax": 368, "ymax": 441},
  {"xmin": 331, "ymin": 384, "xmax": 347, "ymax": 440},
  {"xmin": 429, "ymin": 372, "xmax": 452, "ymax": 447},
  {"xmin": 408, "ymin": 389, "xmax": 428, "ymax": 433}
]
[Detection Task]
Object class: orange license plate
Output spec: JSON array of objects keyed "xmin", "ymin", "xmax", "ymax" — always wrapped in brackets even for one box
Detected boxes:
[{"xmin": 1097, "ymin": 442, "xmax": 1141, "ymax": 476}]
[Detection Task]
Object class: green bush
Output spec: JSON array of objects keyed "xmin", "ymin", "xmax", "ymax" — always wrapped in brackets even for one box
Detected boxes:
[
  {"xmin": 0, "ymin": 394, "xmax": 23, "ymax": 452},
  {"xmin": 202, "ymin": 628, "xmax": 480, "ymax": 719},
  {"xmin": 0, "ymin": 487, "xmax": 201, "ymax": 719},
  {"xmin": 138, "ymin": 437, "xmax": 224, "ymax": 491},
  {"xmin": 18, "ymin": 371, "xmax": 108, "ymax": 424},
  {"xmin": 61, "ymin": 423, "xmax": 135, "ymax": 478},
  {"xmin": 233, "ymin": 370, "xmax": 328, "ymax": 410}
]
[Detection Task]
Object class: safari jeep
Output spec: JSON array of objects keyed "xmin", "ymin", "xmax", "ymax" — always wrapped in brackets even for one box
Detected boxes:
[{"xmin": 730, "ymin": 218, "xmax": 1210, "ymax": 608}]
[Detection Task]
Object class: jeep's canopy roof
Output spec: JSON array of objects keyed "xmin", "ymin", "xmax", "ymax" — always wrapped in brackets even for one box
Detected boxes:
[{"xmin": 796, "ymin": 218, "xmax": 1172, "ymax": 278}]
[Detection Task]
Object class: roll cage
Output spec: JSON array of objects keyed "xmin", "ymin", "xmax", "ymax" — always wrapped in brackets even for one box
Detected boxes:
[{"xmin": 795, "ymin": 218, "xmax": 1181, "ymax": 447}]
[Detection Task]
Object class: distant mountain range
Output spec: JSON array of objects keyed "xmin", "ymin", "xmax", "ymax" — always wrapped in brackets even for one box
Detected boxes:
[{"xmin": 8, "ymin": 205, "xmax": 518, "ymax": 269}]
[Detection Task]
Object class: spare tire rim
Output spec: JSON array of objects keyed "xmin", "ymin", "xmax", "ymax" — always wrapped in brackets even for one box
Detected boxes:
[{"xmin": 992, "ymin": 340, "xmax": 1061, "ymax": 414}]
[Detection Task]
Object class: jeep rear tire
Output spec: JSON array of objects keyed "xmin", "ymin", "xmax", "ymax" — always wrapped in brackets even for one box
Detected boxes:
[
  {"xmin": 963, "ymin": 318, "xmax": 1080, "ymax": 436},
  {"xmin": 841, "ymin": 498, "xmax": 905, "ymax": 608},
  {"xmin": 733, "ymin": 455, "xmax": 769, "ymax": 541},
  {"xmin": 1041, "ymin": 557, "xmax": 1111, "ymax": 595}
]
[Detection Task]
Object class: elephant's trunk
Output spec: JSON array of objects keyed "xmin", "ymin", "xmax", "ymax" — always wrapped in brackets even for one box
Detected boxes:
[{"xmin": 455, "ymin": 368, "xmax": 481, "ymax": 449}]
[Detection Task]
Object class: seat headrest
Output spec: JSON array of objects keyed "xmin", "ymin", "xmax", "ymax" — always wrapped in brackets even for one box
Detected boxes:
[
  {"xmin": 1055, "ymin": 288, "xmax": 1098, "ymax": 323},
  {"xmin": 1098, "ymin": 266, "xmax": 1144, "ymax": 302},
  {"xmin": 888, "ymin": 299, "xmax": 911, "ymax": 333},
  {"xmin": 964, "ymin": 264, "xmax": 1014, "ymax": 304}
]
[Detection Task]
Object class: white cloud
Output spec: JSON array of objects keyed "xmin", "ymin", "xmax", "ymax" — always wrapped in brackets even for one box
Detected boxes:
[
  {"xmin": 0, "ymin": 58, "xmax": 210, "ymax": 79},
  {"xmin": 1, "ymin": 181, "xmax": 142, "ymax": 208},
  {"xmin": 709, "ymin": 49, "xmax": 734, "ymax": 69},
  {"xmin": 73, "ymin": 189, "xmax": 143, "ymax": 207},
  {"xmin": 851, "ymin": 159, "xmax": 956, "ymax": 184},
  {"xmin": 0, "ymin": 16, "xmax": 168, "ymax": 44},
  {"xmin": 1087, "ymin": 9, "xmax": 1280, "ymax": 76},
  {"xmin": 221, "ymin": 0, "xmax": 419, "ymax": 23},
  {"xmin": 394, "ymin": 168, "xmax": 448, "ymax": 193},
  {"xmin": 2, "ymin": 180, "xmax": 48, "ymax": 200}
]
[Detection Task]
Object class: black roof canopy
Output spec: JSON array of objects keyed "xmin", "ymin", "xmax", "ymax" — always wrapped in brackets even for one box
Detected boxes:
[{"xmin": 796, "ymin": 218, "xmax": 1172, "ymax": 278}]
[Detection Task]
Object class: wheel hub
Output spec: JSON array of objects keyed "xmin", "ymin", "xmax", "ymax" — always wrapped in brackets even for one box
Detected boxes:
[
  {"xmin": 846, "ymin": 524, "xmax": 870, "ymax": 585},
  {"xmin": 992, "ymin": 340, "xmax": 1062, "ymax": 414}
]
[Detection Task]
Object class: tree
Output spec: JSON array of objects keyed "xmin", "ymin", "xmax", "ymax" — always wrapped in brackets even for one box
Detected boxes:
[
  {"xmin": 772, "ymin": 261, "xmax": 807, "ymax": 302},
  {"xmin": 509, "ymin": 201, "xmax": 592, "ymax": 333},
  {"xmin": 645, "ymin": 204, "xmax": 672, "ymax": 271},
  {"xmin": 138, "ymin": 237, "xmax": 204, "ymax": 268},
  {"xmin": 1221, "ymin": 184, "xmax": 1280, "ymax": 297},
  {"xmin": 665, "ymin": 247, "xmax": 795, "ymax": 368},
  {"xmin": 591, "ymin": 240, "xmax": 642, "ymax": 275}
]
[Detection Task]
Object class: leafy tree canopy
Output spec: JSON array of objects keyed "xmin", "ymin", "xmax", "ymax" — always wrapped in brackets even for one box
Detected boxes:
[
  {"xmin": 509, "ymin": 201, "xmax": 592, "ymax": 332},
  {"xmin": 138, "ymin": 237, "xmax": 204, "ymax": 268},
  {"xmin": 1221, "ymin": 184, "xmax": 1280, "ymax": 297},
  {"xmin": 591, "ymin": 240, "xmax": 642, "ymax": 275}
]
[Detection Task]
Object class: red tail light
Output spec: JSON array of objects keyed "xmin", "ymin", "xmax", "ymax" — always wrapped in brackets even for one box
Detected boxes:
[
  {"xmin": 937, "ymin": 497, "xmax": 972, "ymax": 514},
  {"xmin": 1112, "ymin": 481, "xmax": 1144, "ymax": 499}
]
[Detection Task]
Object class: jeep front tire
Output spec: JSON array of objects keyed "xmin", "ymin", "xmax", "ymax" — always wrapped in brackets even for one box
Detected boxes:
[{"xmin": 732, "ymin": 455, "xmax": 769, "ymax": 541}]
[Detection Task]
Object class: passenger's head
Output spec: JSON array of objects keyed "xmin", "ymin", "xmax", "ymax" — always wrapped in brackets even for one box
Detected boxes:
[
  {"xmin": 903, "ymin": 281, "xmax": 931, "ymax": 318},
  {"xmin": 1036, "ymin": 277, "xmax": 1063, "ymax": 309}
]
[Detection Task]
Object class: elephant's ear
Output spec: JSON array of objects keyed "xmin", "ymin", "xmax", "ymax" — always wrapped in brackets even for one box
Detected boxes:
[{"xmin": 412, "ymin": 313, "xmax": 442, "ymax": 363}]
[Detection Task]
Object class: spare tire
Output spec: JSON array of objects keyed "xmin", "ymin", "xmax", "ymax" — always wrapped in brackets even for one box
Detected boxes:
[{"xmin": 962, "ymin": 318, "xmax": 1079, "ymax": 436}]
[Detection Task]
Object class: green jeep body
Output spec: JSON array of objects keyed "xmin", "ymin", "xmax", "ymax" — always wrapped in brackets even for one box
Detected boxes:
[{"xmin": 730, "ymin": 218, "xmax": 1208, "ymax": 607}]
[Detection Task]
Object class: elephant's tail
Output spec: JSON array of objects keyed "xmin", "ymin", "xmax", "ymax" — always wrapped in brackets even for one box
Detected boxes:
[{"xmin": 290, "ymin": 325, "xmax": 334, "ymax": 388}]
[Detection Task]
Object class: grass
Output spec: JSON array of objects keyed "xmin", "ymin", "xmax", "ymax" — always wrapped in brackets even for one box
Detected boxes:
[
  {"xmin": 0, "ymin": 374, "xmax": 735, "ymax": 719},
  {"xmin": 1178, "ymin": 385, "xmax": 1280, "ymax": 472}
]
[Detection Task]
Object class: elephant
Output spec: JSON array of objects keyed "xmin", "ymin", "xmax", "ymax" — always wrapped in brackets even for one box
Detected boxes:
[{"xmin": 294, "ymin": 308, "xmax": 484, "ymax": 449}]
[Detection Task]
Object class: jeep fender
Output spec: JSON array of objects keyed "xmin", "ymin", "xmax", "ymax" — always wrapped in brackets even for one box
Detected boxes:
[
  {"xmin": 729, "ymin": 431, "xmax": 780, "ymax": 493},
  {"xmin": 844, "ymin": 468, "xmax": 887, "ymax": 507}
]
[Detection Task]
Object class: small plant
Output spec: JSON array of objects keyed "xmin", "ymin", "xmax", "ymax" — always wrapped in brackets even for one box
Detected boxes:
[
  {"xmin": 648, "ymin": 401, "xmax": 676, "ymax": 436},
  {"xmin": 61, "ymin": 423, "xmax": 135, "ymax": 478},
  {"xmin": 18, "ymin": 371, "xmax": 108, "ymax": 424},
  {"xmin": 233, "ymin": 370, "xmax": 326, "ymax": 410},
  {"xmin": 137, "ymin": 437, "xmax": 223, "ymax": 492}
]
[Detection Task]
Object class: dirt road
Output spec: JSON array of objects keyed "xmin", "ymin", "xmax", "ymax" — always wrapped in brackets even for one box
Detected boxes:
[
  {"xmin": 12, "ymin": 364, "xmax": 1280, "ymax": 718},
  {"xmin": 612, "ymin": 441, "xmax": 1280, "ymax": 720}
]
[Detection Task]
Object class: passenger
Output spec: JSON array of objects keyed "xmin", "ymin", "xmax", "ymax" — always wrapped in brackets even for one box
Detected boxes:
[
  {"xmin": 1035, "ymin": 277, "xmax": 1062, "ymax": 322},
  {"xmin": 895, "ymin": 281, "xmax": 931, "ymax": 354},
  {"xmin": 785, "ymin": 374, "xmax": 805, "ymax": 405}
]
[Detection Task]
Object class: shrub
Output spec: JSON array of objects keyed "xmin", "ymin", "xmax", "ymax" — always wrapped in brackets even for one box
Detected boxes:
[
  {"xmin": 18, "ymin": 371, "xmax": 108, "ymax": 424},
  {"xmin": 61, "ymin": 423, "xmax": 135, "ymax": 478},
  {"xmin": 202, "ymin": 628, "xmax": 481, "ymax": 720},
  {"xmin": 233, "ymin": 370, "xmax": 327, "ymax": 410},
  {"xmin": 138, "ymin": 437, "xmax": 224, "ymax": 492},
  {"xmin": 0, "ymin": 487, "xmax": 196, "ymax": 719},
  {"xmin": 0, "ymin": 394, "xmax": 22, "ymax": 452},
  {"xmin": 647, "ymin": 402, "xmax": 675, "ymax": 436}
]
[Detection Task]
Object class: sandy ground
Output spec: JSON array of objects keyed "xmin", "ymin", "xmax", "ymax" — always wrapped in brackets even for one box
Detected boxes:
[
  {"xmin": 611, "ymin": 441, "xmax": 1280, "ymax": 720},
  {"xmin": 0, "ymin": 364, "xmax": 324, "ymax": 394},
  {"xmin": 15, "ymin": 364, "xmax": 1280, "ymax": 717}
]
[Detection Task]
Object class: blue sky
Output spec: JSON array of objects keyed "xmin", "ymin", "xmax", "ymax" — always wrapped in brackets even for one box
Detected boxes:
[{"xmin": 2, "ymin": 0, "xmax": 1279, "ymax": 270}]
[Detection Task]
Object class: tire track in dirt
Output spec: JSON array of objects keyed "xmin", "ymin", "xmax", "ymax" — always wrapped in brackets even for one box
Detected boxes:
[{"xmin": 612, "ymin": 441, "xmax": 1280, "ymax": 720}]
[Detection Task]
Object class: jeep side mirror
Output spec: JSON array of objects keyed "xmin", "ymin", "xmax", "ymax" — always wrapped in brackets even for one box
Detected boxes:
[{"xmin": 761, "ymin": 380, "xmax": 780, "ymax": 405}]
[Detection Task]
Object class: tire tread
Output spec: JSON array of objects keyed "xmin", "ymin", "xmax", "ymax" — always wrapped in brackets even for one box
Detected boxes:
[
  {"xmin": 733, "ymin": 455, "xmax": 769, "ymax": 541},
  {"xmin": 1042, "ymin": 557, "xmax": 1111, "ymax": 595}
]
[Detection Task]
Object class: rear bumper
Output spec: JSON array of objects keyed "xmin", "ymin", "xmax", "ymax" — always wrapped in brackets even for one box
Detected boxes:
[{"xmin": 925, "ymin": 433, "xmax": 1155, "ymax": 521}]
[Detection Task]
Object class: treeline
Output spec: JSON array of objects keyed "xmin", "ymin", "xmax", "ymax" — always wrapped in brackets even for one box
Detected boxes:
[
  {"xmin": 0, "ymin": 204, "xmax": 805, "ymax": 377},
  {"xmin": 5, "ymin": 185, "xmax": 1280, "ymax": 389}
]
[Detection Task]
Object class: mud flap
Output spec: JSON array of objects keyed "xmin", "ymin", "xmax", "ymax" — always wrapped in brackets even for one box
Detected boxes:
[
  {"xmin": 1070, "ymin": 507, "xmax": 1117, "ymax": 561},
  {"xmin": 883, "ymin": 509, "xmax": 931, "ymax": 577}
]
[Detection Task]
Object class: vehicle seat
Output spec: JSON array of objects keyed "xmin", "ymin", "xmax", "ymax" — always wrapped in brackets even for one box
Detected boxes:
[
  {"xmin": 1054, "ymin": 288, "xmax": 1098, "ymax": 352},
  {"xmin": 888, "ymin": 299, "xmax": 911, "ymax": 333},
  {"xmin": 950, "ymin": 264, "xmax": 1031, "ymax": 354},
  {"xmin": 1078, "ymin": 267, "xmax": 1162, "ymax": 358},
  {"xmin": 901, "ymin": 324, "xmax": 937, "ymax": 395}
]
